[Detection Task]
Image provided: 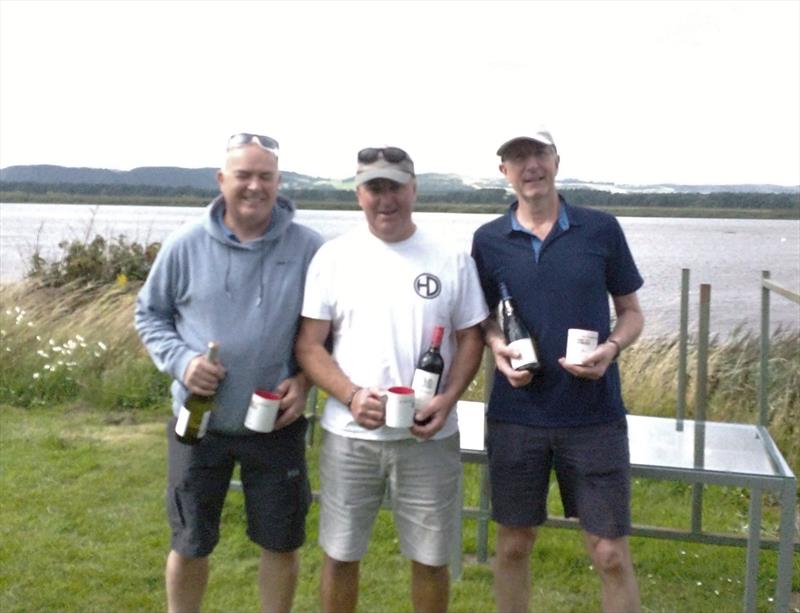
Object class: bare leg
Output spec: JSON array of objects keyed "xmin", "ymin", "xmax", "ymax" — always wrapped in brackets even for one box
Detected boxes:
[
  {"xmin": 493, "ymin": 525, "xmax": 536, "ymax": 613},
  {"xmin": 582, "ymin": 533, "xmax": 641, "ymax": 613},
  {"xmin": 166, "ymin": 550, "xmax": 208, "ymax": 613},
  {"xmin": 410, "ymin": 561, "xmax": 449, "ymax": 612},
  {"xmin": 259, "ymin": 548, "xmax": 300, "ymax": 613},
  {"xmin": 320, "ymin": 553, "xmax": 359, "ymax": 613}
]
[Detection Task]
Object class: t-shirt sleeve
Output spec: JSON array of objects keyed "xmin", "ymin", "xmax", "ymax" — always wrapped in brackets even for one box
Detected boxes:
[
  {"xmin": 453, "ymin": 251, "xmax": 490, "ymax": 330},
  {"xmin": 606, "ymin": 217, "xmax": 644, "ymax": 297},
  {"xmin": 301, "ymin": 247, "xmax": 333, "ymax": 321}
]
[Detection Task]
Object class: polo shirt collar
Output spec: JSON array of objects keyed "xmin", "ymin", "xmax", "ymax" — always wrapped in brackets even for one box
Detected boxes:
[{"xmin": 506, "ymin": 194, "xmax": 573, "ymax": 236}]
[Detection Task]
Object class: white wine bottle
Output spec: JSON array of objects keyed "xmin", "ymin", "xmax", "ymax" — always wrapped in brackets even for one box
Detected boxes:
[
  {"xmin": 412, "ymin": 325, "xmax": 445, "ymax": 425},
  {"xmin": 499, "ymin": 282, "xmax": 540, "ymax": 372},
  {"xmin": 175, "ymin": 341, "xmax": 220, "ymax": 445}
]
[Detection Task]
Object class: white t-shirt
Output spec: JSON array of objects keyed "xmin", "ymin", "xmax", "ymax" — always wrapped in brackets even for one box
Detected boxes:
[{"xmin": 302, "ymin": 225, "xmax": 489, "ymax": 441}]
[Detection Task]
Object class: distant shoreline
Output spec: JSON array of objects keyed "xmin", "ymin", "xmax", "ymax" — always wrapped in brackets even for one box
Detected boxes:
[{"xmin": 2, "ymin": 194, "xmax": 799, "ymax": 219}]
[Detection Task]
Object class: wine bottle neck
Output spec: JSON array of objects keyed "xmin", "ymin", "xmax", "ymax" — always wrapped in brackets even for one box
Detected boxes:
[{"xmin": 430, "ymin": 325, "xmax": 444, "ymax": 349}]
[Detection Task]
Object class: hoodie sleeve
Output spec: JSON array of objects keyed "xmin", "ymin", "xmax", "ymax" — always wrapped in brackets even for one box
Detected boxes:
[{"xmin": 134, "ymin": 239, "xmax": 198, "ymax": 386}]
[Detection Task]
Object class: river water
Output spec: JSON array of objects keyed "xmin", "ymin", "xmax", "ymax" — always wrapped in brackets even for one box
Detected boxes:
[{"xmin": 1, "ymin": 202, "xmax": 798, "ymax": 339}]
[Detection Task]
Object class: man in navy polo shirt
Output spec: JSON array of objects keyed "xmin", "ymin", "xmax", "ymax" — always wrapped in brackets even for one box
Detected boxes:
[{"xmin": 471, "ymin": 129, "xmax": 644, "ymax": 613}]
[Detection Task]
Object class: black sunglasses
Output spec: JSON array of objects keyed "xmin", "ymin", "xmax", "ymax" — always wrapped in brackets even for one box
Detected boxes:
[
  {"xmin": 227, "ymin": 133, "xmax": 280, "ymax": 152},
  {"xmin": 357, "ymin": 147, "xmax": 410, "ymax": 164}
]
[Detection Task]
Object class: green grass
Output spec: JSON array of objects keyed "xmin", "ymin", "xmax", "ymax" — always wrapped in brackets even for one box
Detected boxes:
[
  {"xmin": 1, "ymin": 280, "xmax": 798, "ymax": 612},
  {"xmin": 1, "ymin": 404, "xmax": 797, "ymax": 613}
]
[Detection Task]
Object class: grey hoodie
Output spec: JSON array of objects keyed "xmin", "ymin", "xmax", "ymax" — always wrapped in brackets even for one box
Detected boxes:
[{"xmin": 134, "ymin": 194, "xmax": 323, "ymax": 434}]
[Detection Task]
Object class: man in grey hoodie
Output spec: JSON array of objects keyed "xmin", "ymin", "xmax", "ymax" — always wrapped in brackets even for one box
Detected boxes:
[{"xmin": 135, "ymin": 133, "xmax": 323, "ymax": 613}]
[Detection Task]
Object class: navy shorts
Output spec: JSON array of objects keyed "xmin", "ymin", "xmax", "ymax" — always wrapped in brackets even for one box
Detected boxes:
[
  {"xmin": 166, "ymin": 416, "xmax": 311, "ymax": 558},
  {"xmin": 487, "ymin": 418, "xmax": 632, "ymax": 539}
]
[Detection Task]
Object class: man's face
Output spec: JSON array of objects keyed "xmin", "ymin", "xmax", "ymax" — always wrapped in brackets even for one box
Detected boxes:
[
  {"xmin": 499, "ymin": 141, "xmax": 560, "ymax": 203},
  {"xmin": 216, "ymin": 144, "xmax": 280, "ymax": 232},
  {"xmin": 356, "ymin": 178, "xmax": 417, "ymax": 242}
]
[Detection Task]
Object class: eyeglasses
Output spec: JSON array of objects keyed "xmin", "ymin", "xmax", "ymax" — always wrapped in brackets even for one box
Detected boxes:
[
  {"xmin": 357, "ymin": 147, "xmax": 410, "ymax": 164},
  {"xmin": 227, "ymin": 133, "xmax": 280, "ymax": 153}
]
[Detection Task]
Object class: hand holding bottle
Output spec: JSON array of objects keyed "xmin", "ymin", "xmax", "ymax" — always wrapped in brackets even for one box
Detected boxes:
[
  {"xmin": 176, "ymin": 341, "xmax": 225, "ymax": 445},
  {"xmin": 409, "ymin": 393, "xmax": 450, "ymax": 439},
  {"xmin": 183, "ymin": 349, "xmax": 226, "ymax": 395},
  {"xmin": 488, "ymin": 335, "xmax": 535, "ymax": 388}
]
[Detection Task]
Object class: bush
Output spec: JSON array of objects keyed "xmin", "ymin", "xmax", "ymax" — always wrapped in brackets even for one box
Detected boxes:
[{"xmin": 28, "ymin": 235, "xmax": 160, "ymax": 288}]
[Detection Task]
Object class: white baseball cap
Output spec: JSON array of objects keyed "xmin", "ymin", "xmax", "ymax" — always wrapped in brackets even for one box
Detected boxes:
[{"xmin": 496, "ymin": 129, "xmax": 557, "ymax": 157}]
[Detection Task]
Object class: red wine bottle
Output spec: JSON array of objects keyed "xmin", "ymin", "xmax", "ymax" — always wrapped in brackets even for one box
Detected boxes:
[
  {"xmin": 175, "ymin": 341, "xmax": 219, "ymax": 445},
  {"xmin": 499, "ymin": 282, "xmax": 540, "ymax": 372},
  {"xmin": 412, "ymin": 325, "xmax": 445, "ymax": 425}
]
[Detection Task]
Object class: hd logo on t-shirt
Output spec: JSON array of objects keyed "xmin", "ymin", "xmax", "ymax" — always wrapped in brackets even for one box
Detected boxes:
[{"xmin": 414, "ymin": 273, "xmax": 441, "ymax": 299}]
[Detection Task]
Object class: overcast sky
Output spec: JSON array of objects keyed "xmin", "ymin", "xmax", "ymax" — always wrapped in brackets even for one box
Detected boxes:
[{"xmin": 1, "ymin": 0, "xmax": 798, "ymax": 186}]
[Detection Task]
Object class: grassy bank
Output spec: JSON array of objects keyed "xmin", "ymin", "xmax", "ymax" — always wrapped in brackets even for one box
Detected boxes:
[
  {"xmin": 1, "ymin": 281, "xmax": 798, "ymax": 612},
  {"xmin": 1, "ymin": 281, "xmax": 797, "ymax": 472}
]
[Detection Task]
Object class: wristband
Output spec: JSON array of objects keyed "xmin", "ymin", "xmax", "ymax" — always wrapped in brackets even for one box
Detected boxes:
[
  {"xmin": 606, "ymin": 339, "xmax": 622, "ymax": 361},
  {"xmin": 345, "ymin": 386, "xmax": 362, "ymax": 409}
]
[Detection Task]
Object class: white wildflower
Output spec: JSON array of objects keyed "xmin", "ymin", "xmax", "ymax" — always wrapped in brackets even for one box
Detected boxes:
[
  {"xmin": 94, "ymin": 351, "xmax": 101, "ymax": 358},
  {"xmin": 48, "ymin": 338, "xmax": 56, "ymax": 346},
  {"xmin": 37, "ymin": 350, "xmax": 50, "ymax": 358},
  {"xmin": 97, "ymin": 341, "xmax": 107, "ymax": 351},
  {"xmin": 35, "ymin": 335, "xmax": 42, "ymax": 341},
  {"xmin": 75, "ymin": 334, "xmax": 85, "ymax": 342},
  {"xmin": 32, "ymin": 372, "xmax": 40, "ymax": 379},
  {"xmin": 53, "ymin": 346, "xmax": 62, "ymax": 353},
  {"xmin": 27, "ymin": 322, "xmax": 33, "ymax": 327}
]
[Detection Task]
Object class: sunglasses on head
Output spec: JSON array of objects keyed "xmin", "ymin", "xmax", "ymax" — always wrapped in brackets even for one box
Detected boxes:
[
  {"xmin": 227, "ymin": 133, "xmax": 280, "ymax": 153},
  {"xmin": 357, "ymin": 147, "xmax": 410, "ymax": 164}
]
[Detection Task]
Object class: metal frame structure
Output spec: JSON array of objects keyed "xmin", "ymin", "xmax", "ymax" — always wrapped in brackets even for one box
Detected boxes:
[{"xmin": 453, "ymin": 269, "xmax": 798, "ymax": 613}]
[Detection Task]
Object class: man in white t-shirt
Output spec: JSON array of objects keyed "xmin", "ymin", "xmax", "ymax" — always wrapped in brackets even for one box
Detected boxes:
[{"xmin": 296, "ymin": 146, "xmax": 488, "ymax": 613}]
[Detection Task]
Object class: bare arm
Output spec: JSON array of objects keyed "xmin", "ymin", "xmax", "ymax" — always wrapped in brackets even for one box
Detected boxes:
[
  {"xmin": 411, "ymin": 323, "xmax": 485, "ymax": 439},
  {"xmin": 294, "ymin": 316, "xmax": 386, "ymax": 430},
  {"xmin": 559, "ymin": 291, "xmax": 645, "ymax": 380}
]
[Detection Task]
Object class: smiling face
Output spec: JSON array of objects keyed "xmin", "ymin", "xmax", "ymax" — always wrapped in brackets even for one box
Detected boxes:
[
  {"xmin": 356, "ymin": 178, "xmax": 417, "ymax": 242},
  {"xmin": 499, "ymin": 140, "xmax": 560, "ymax": 205},
  {"xmin": 216, "ymin": 143, "xmax": 280, "ymax": 240}
]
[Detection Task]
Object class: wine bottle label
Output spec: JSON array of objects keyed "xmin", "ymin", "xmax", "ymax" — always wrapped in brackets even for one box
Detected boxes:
[
  {"xmin": 411, "ymin": 369, "xmax": 440, "ymax": 410},
  {"xmin": 508, "ymin": 338, "xmax": 538, "ymax": 370},
  {"xmin": 175, "ymin": 405, "xmax": 211, "ymax": 439}
]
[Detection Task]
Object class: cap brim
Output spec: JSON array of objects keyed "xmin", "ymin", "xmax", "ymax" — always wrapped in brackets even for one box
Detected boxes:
[
  {"xmin": 496, "ymin": 135, "xmax": 554, "ymax": 157},
  {"xmin": 355, "ymin": 168, "xmax": 414, "ymax": 186}
]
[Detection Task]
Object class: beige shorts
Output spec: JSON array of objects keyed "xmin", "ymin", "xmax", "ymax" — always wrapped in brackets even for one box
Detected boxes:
[{"xmin": 319, "ymin": 430, "xmax": 461, "ymax": 566}]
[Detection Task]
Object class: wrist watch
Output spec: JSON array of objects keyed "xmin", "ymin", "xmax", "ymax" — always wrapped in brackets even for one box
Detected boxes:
[{"xmin": 345, "ymin": 386, "xmax": 362, "ymax": 409}]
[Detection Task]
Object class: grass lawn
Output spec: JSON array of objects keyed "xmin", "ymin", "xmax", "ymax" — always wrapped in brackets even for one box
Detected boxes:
[{"xmin": 1, "ymin": 403, "xmax": 797, "ymax": 613}]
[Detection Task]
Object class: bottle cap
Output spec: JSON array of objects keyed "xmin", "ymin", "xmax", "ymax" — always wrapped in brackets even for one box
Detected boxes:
[{"xmin": 431, "ymin": 325, "xmax": 445, "ymax": 347}]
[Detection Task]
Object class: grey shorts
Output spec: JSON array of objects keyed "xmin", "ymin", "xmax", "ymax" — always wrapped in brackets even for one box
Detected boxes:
[
  {"xmin": 487, "ymin": 418, "xmax": 631, "ymax": 539},
  {"xmin": 319, "ymin": 431, "xmax": 461, "ymax": 566},
  {"xmin": 166, "ymin": 416, "xmax": 311, "ymax": 558}
]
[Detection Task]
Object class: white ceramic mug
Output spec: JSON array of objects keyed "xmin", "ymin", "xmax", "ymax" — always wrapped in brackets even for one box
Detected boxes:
[
  {"xmin": 565, "ymin": 328, "xmax": 599, "ymax": 365},
  {"xmin": 383, "ymin": 386, "xmax": 416, "ymax": 428},
  {"xmin": 244, "ymin": 389, "xmax": 282, "ymax": 433}
]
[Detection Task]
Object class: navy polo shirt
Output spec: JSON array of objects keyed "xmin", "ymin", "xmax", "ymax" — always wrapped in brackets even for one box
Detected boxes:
[{"xmin": 471, "ymin": 196, "xmax": 644, "ymax": 427}]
